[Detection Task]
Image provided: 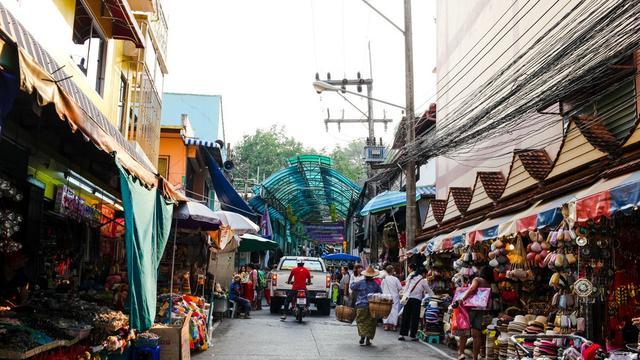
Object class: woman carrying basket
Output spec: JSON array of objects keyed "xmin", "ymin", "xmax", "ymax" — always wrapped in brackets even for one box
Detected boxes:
[{"xmin": 350, "ymin": 265, "xmax": 382, "ymax": 346}]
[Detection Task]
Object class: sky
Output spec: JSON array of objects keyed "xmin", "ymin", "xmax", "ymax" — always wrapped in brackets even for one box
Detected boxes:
[{"xmin": 162, "ymin": 0, "xmax": 437, "ymax": 151}]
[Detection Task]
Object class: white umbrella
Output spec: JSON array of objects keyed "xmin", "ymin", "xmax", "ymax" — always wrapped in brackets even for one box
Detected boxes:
[{"xmin": 212, "ymin": 210, "xmax": 259, "ymax": 234}]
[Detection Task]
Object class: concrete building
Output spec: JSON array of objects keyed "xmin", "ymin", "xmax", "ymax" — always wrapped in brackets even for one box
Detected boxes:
[{"xmin": 0, "ymin": 0, "xmax": 168, "ymax": 165}]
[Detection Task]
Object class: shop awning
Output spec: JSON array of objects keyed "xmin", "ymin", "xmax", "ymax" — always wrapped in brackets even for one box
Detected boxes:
[
  {"xmin": 575, "ymin": 170, "xmax": 640, "ymax": 222},
  {"xmin": 203, "ymin": 147, "xmax": 255, "ymax": 218},
  {"xmin": 509, "ymin": 191, "xmax": 579, "ymax": 233},
  {"xmin": 360, "ymin": 186, "xmax": 434, "ymax": 216},
  {"xmin": 237, "ymin": 233, "xmax": 279, "ymax": 252},
  {"xmin": 0, "ymin": 4, "xmax": 185, "ymax": 201},
  {"xmin": 467, "ymin": 214, "xmax": 514, "ymax": 245}
]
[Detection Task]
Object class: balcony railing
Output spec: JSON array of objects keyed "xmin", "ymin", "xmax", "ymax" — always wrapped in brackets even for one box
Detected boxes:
[
  {"xmin": 148, "ymin": 1, "xmax": 168, "ymax": 66},
  {"xmin": 128, "ymin": 62, "xmax": 162, "ymax": 165}
]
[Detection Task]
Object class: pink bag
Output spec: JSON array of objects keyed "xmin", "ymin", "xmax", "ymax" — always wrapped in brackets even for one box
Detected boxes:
[
  {"xmin": 451, "ymin": 305, "xmax": 471, "ymax": 331},
  {"xmin": 454, "ymin": 287, "xmax": 491, "ymax": 309}
]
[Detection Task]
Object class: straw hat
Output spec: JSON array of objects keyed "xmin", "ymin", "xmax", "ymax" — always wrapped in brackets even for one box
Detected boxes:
[{"xmin": 361, "ymin": 265, "xmax": 379, "ymax": 277}]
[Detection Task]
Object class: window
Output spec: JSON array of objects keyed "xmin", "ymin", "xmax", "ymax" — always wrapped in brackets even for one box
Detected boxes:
[
  {"xmin": 157, "ymin": 156, "xmax": 169, "ymax": 179},
  {"xmin": 280, "ymin": 259, "xmax": 324, "ymax": 272},
  {"xmin": 71, "ymin": 1, "xmax": 107, "ymax": 95},
  {"xmin": 116, "ymin": 74, "xmax": 128, "ymax": 134}
]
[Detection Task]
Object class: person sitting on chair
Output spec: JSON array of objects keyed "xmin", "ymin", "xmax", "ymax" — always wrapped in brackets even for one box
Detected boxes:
[{"xmin": 230, "ymin": 275, "xmax": 251, "ymax": 319}]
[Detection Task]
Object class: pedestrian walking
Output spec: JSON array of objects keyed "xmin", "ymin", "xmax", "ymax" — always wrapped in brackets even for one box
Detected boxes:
[
  {"xmin": 454, "ymin": 265, "xmax": 493, "ymax": 360},
  {"xmin": 255, "ymin": 264, "xmax": 267, "ymax": 310},
  {"xmin": 245, "ymin": 263, "xmax": 256, "ymax": 309},
  {"xmin": 338, "ymin": 266, "xmax": 350, "ymax": 305},
  {"xmin": 381, "ymin": 265, "xmax": 402, "ymax": 331},
  {"xmin": 347, "ymin": 264, "xmax": 364, "ymax": 307},
  {"xmin": 398, "ymin": 265, "xmax": 434, "ymax": 341},
  {"xmin": 349, "ymin": 265, "xmax": 382, "ymax": 346}
]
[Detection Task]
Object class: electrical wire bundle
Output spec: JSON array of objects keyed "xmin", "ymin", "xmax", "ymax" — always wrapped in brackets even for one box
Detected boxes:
[{"xmin": 398, "ymin": 0, "xmax": 640, "ymax": 168}]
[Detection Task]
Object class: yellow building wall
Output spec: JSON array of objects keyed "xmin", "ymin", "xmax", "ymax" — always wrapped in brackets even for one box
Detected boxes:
[{"xmin": 13, "ymin": 0, "xmax": 142, "ymax": 137}]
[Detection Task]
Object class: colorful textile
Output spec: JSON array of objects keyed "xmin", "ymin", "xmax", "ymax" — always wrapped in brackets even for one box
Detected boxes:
[{"xmin": 356, "ymin": 307, "xmax": 377, "ymax": 338}]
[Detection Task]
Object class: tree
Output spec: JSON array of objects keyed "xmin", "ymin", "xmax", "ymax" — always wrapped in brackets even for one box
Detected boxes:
[
  {"xmin": 329, "ymin": 139, "xmax": 366, "ymax": 185},
  {"xmin": 233, "ymin": 125, "xmax": 308, "ymax": 184}
]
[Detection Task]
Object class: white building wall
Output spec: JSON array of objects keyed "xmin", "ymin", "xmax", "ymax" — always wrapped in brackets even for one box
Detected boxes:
[{"xmin": 433, "ymin": 0, "xmax": 570, "ymax": 198}]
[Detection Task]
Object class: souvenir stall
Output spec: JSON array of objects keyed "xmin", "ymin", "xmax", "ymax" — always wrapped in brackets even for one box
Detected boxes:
[
  {"xmin": 0, "ymin": 170, "xmax": 141, "ymax": 359},
  {"xmin": 153, "ymin": 201, "xmax": 223, "ymax": 355},
  {"xmin": 571, "ymin": 173, "xmax": 640, "ymax": 352},
  {"xmin": 0, "ymin": 160, "xmax": 184, "ymax": 359}
]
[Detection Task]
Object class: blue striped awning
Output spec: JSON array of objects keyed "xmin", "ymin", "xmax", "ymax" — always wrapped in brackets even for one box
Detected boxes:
[{"xmin": 360, "ymin": 186, "xmax": 435, "ymax": 216}]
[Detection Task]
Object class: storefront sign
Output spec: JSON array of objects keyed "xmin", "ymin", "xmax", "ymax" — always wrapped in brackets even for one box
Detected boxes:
[{"xmin": 54, "ymin": 185, "xmax": 100, "ymax": 226}]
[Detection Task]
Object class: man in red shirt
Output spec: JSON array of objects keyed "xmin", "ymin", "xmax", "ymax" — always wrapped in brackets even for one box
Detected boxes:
[{"xmin": 281, "ymin": 257, "xmax": 311, "ymax": 320}]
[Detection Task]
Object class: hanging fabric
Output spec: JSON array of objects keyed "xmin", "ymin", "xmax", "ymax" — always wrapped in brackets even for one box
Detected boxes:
[{"xmin": 117, "ymin": 161, "xmax": 174, "ymax": 331}]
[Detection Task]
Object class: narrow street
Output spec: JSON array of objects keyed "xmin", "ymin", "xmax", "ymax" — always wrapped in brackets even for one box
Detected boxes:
[{"xmin": 195, "ymin": 309, "xmax": 457, "ymax": 360}]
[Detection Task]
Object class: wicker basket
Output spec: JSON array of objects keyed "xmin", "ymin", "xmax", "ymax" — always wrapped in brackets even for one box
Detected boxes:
[
  {"xmin": 336, "ymin": 305, "xmax": 356, "ymax": 323},
  {"xmin": 368, "ymin": 300, "xmax": 392, "ymax": 319}
]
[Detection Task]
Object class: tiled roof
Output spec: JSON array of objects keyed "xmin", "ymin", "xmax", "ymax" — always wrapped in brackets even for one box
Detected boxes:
[
  {"xmin": 575, "ymin": 115, "xmax": 619, "ymax": 154},
  {"xmin": 515, "ymin": 149, "xmax": 552, "ymax": 181},
  {"xmin": 450, "ymin": 187, "xmax": 473, "ymax": 215},
  {"xmin": 429, "ymin": 199, "xmax": 448, "ymax": 224},
  {"xmin": 477, "ymin": 172, "xmax": 506, "ymax": 200}
]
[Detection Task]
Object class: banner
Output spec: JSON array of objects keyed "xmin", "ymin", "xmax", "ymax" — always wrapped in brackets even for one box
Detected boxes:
[
  {"xmin": 261, "ymin": 206, "xmax": 273, "ymax": 239},
  {"xmin": 303, "ymin": 222, "xmax": 344, "ymax": 243}
]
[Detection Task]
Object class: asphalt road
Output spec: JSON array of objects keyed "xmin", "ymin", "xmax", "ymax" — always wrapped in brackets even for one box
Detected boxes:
[{"xmin": 194, "ymin": 308, "xmax": 458, "ymax": 360}]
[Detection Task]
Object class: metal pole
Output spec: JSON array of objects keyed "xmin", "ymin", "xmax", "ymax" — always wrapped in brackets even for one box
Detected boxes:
[
  {"xmin": 404, "ymin": 0, "xmax": 417, "ymax": 250},
  {"xmin": 169, "ymin": 221, "xmax": 178, "ymax": 323}
]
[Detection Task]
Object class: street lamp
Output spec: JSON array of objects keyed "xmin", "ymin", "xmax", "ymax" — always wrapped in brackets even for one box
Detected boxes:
[{"xmin": 312, "ymin": 81, "xmax": 405, "ymax": 109}]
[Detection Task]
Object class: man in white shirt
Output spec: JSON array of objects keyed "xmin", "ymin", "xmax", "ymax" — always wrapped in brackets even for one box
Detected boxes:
[{"xmin": 399, "ymin": 266, "xmax": 434, "ymax": 341}]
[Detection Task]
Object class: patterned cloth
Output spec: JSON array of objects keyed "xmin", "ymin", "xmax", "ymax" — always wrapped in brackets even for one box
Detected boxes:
[
  {"xmin": 350, "ymin": 278, "xmax": 382, "ymax": 308},
  {"xmin": 356, "ymin": 307, "xmax": 377, "ymax": 339}
]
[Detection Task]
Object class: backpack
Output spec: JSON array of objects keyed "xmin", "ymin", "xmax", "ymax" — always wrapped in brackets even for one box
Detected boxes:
[{"xmin": 257, "ymin": 270, "xmax": 267, "ymax": 289}]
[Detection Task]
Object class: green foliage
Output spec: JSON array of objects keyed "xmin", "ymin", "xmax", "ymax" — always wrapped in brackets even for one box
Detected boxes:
[
  {"xmin": 234, "ymin": 125, "xmax": 308, "ymax": 183},
  {"xmin": 234, "ymin": 128, "xmax": 366, "ymax": 185},
  {"xmin": 328, "ymin": 139, "xmax": 367, "ymax": 185}
]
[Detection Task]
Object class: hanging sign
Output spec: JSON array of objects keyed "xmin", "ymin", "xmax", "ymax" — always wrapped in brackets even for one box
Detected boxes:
[{"xmin": 54, "ymin": 185, "xmax": 100, "ymax": 226}]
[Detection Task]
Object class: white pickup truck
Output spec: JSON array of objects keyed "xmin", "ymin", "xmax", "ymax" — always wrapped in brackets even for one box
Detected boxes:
[{"xmin": 269, "ymin": 256, "xmax": 332, "ymax": 316}]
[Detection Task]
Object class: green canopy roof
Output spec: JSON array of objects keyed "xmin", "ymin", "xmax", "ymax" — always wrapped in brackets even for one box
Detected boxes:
[{"xmin": 251, "ymin": 155, "xmax": 362, "ymax": 223}]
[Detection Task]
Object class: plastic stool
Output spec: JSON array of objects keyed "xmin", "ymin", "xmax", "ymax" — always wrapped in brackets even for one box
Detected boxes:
[
  {"xmin": 427, "ymin": 335, "xmax": 440, "ymax": 344},
  {"xmin": 130, "ymin": 345, "xmax": 160, "ymax": 360},
  {"xmin": 228, "ymin": 300, "xmax": 238, "ymax": 318}
]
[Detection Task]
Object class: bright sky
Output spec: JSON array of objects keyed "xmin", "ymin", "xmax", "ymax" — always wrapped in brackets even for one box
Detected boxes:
[{"xmin": 163, "ymin": 0, "xmax": 436, "ymax": 151}]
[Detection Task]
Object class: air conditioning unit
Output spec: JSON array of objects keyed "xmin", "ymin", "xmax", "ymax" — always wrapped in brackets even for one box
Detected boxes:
[{"xmin": 363, "ymin": 146, "xmax": 386, "ymax": 163}]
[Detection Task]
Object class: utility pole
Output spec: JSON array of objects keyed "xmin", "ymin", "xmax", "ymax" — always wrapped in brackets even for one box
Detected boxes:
[
  {"xmin": 315, "ymin": 72, "xmax": 389, "ymax": 262},
  {"xmin": 316, "ymin": 73, "xmax": 391, "ymax": 138},
  {"xmin": 404, "ymin": 0, "xmax": 417, "ymax": 250}
]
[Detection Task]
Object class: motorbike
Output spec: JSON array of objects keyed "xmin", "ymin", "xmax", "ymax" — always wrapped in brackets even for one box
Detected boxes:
[{"xmin": 293, "ymin": 289, "xmax": 309, "ymax": 323}]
